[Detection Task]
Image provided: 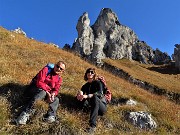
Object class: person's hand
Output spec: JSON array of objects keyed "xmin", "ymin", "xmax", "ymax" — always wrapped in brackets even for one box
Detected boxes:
[
  {"xmin": 46, "ymin": 91, "xmax": 52, "ymax": 103},
  {"xmin": 46, "ymin": 91, "xmax": 51, "ymax": 97},
  {"xmin": 51, "ymin": 93, "xmax": 55, "ymax": 102},
  {"xmin": 88, "ymin": 94, "xmax": 93, "ymax": 98},
  {"xmin": 79, "ymin": 94, "xmax": 84, "ymax": 101},
  {"xmin": 46, "ymin": 92, "xmax": 55, "ymax": 103},
  {"xmin": 77, "ymin": 91, "xmax": 84, "ymax": 101}
]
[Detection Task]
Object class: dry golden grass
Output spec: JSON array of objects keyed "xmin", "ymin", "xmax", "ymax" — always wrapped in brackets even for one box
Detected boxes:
[
  {"xmin": 103, "ymin": 58, "xmax": 180, "ymax": 93},
  {"xmin": 0, "ymin": 26, "xmax": 180, "ymax": 135}
]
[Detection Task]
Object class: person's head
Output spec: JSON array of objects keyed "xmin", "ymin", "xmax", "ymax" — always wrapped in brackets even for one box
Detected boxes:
[
  {"xmin": 54, "ymin": 61, "xmax": 66, "ymax": 75},
  {"xmin": 84, "ymin": 68, "xmax": 96, "ymax": 82}
]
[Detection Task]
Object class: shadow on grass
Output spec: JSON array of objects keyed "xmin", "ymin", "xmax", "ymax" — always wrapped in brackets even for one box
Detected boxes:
[
  {"xmin": 147, "ymin": 65, "xmax": 179, "ymax": 75},
  {"xmin": 110, "ymin": 97, "xmax": 129, "ymax": 105},
  {"xmin": 0, "ymin": 83, "xmax": 129, "ymax": 123},
  {"xmin": 0, "ymin": 83, "xmax": 81, "ymax": 134},
  {"xmin": 0, "ymin": 83, "xmax": 83, "ymax": 119},
  {"xmin": 0, "ymin": 83, "xmax": 30, "ymax": 119},
  {"xmin": 59, "ymin": 93, "xmax": 87, "ymax": 112},
  {"xmin": 59, "ymin": 94, "xmax": 130, "ymax": 110}
]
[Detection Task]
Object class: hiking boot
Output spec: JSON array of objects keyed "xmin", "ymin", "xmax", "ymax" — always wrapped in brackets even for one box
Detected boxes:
[
  {"xmin": 15, "ymin": 111, "xmax": 30, "ymax": 125},
  {"xmin": 44, "ymin": 115, "xmax": 56, "ymax": 123},
  {"xmin": 86, "ymin": 126, "xmax": 96, "ymax": 134}
]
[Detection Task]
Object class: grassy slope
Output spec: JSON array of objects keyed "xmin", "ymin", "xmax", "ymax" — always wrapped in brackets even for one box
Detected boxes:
[
  {"xmin": 0, "ymin": 27, "xmax": 180, "ymax": 135},
  {"xmin": 103, "ymin": 58, "xmax": 180, "ymax": 93}
]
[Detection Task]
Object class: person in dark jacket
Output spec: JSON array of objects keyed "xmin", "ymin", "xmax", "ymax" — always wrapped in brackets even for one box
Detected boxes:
[
  {"xmin": 16, "ymin": 61, "xmax": 66, "ymax": 125},
  {"xmin": 77, "ymin": 68, "xmax": 107, "ymax": 133}
]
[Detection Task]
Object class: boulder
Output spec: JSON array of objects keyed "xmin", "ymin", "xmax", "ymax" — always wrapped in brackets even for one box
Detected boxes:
[{"xmin": 125, "ymin": 111, "xmax": 157, "ymax": 129}]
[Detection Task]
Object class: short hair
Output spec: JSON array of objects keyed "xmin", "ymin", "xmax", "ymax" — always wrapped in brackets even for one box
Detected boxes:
[
  {"xmin": 57, "ymin": 61, "xmax": 66, "ymax": 68},
  {"xmin": 84, "ymin": 68, "xmax": 96, "ymax": 81}
]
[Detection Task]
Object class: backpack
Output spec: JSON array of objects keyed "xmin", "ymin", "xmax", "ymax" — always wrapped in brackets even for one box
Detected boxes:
[
  {"xmin": 30, "ymin": 63, "xmax": 55, "ymax": 85},
  {"xmin": 97, "ymin": 76, "xmax": 112, "ymax": 104}
]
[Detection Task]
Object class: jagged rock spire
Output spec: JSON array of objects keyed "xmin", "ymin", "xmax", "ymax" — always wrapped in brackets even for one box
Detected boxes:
[
  {"xmin": 72, "ymin": 12, "xmax": 94, "ymax": 58},
  {"xmin": 71, "ymin": 8, "xmax": 171, "ymax": 65}
]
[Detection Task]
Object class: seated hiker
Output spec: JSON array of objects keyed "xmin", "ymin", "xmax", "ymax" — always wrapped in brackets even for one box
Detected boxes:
[
  {"xmin": 76, "ymin": 68, "xmax": 111, "ymax": 134},
  {"xmin": 16, "ymin": 61, "xmax": 66, "ymax": 125}
]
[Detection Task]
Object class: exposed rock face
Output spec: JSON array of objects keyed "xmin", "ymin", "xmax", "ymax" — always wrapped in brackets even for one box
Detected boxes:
[
  {"xmin": 126, "ymin": 99, "xmax": 137, "ymax": 106},
  {"xmin": 71, "ymin": 8, "xmax": 171, "ymax": 65},
  {"xmin": 12, "ymin": 27, "xmax": 27, "ymax": 37},
  {"xmin": 125, "ymin": 111, "xmax": 157, "ymax": 129},
  {"xmin": 173, "ymin": 44, "xmax": 180, "ymax": 71},
  {"xmin": 132, "ymin": 40, "xmax": 154, "ymax": 64},
  {"xmin": 72, "ymin": 8, "xmax": 137, "ymax": 65},
  {"xmin": 72, "ymin": 12, "xmax": 94, "ymax": 59},
  {"xmin": 92, "ymin": 8, "xmax": 138, "ymax": 64},
  {"xmin": 132, "ymin": 41, "xmax": 171, "ymax": 64},
  {"xmin": 63, "ymin": 44, "xmax": 71, "ymax": 50},
  {"xmin": 153, "ymin": 49, "xmax": 171, "ymax": 64}
]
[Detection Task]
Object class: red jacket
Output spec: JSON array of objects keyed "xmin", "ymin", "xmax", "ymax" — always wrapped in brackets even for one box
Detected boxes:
[{"xmin": 36, "ymin": 67, "xmax": 62, "ymax": 96}]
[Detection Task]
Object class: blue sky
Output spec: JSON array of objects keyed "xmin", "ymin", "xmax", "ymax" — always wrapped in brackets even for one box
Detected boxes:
[{"xmin": 1, "ymin": 0, "xmax": 180, "ymax": 56}]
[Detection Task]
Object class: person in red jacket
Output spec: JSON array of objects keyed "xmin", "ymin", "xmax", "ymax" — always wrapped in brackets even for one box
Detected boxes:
[{"xmin": 16, "ymin": 61, "xmax": 66, "ymax": 125}]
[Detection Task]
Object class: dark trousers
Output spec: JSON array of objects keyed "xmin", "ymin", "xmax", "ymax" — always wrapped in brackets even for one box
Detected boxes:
[
  {"xmin": 89, "ymin": 95, "xmax": 107, "ymax": 127},
  {"xmin": 77, "ymin": 95, "xmax": 107, "ymax": 127},
  {"xmin": 24, "ymin": 86, "xmax": 59, "ymax": 117}
]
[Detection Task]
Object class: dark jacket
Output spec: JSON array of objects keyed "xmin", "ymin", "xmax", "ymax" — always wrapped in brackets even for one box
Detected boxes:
[{"xmin": 81, "ymin": 80, "xmax": 103, "ymax": 98}]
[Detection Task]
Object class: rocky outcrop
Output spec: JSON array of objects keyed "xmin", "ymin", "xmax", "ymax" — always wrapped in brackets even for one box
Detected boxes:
[
  {"xmin": 12, "ymin": 27, "xmax": 27, "ymax": 37},
  {"xmin": 91, "ymin": 8, "xmax": 138, "ymax": 64},
  {"xmin": 153, "ymin": 48, "xmax": 171, "ymax": 64},
  {"xmin": 63, "ymin": 44, "xmax": 71, "ymax": 50},
  {"xmin": 71, "ymin": 8, "xmax": 171, "ymax": 65},
  {"xmin": 172, "ymin": 44, "xmax": 180, "ymax": 71},
  {"xmin": 132, "ymin": 41, "xmax": 171, "ymax": 64},
  {"xmin": 48, "ymin": 43, "xmax": 59, "ymax": 48},
  {"xmin": 72, "ymin": 12, "xmax": 94, "ymax": 59},
  {"xmin": 132, "ymin": 40, "xmax": 154, "ymax": 64},
  {"xmin": 125, "ymin": 111, "xmax": 157, "ymax": 129},
  {"xmin": 72, "ymin": 8, "xmax": 138, "ymax": 65}
]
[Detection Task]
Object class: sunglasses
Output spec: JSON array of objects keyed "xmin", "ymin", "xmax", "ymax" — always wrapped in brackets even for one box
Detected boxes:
[
  {"xmin": 87, "ymin": 70, "xmax": 94, "ymax": 74},
  {"xmin": 56, "ymin": 65, "xmax": 64, "ymax": 71}
]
